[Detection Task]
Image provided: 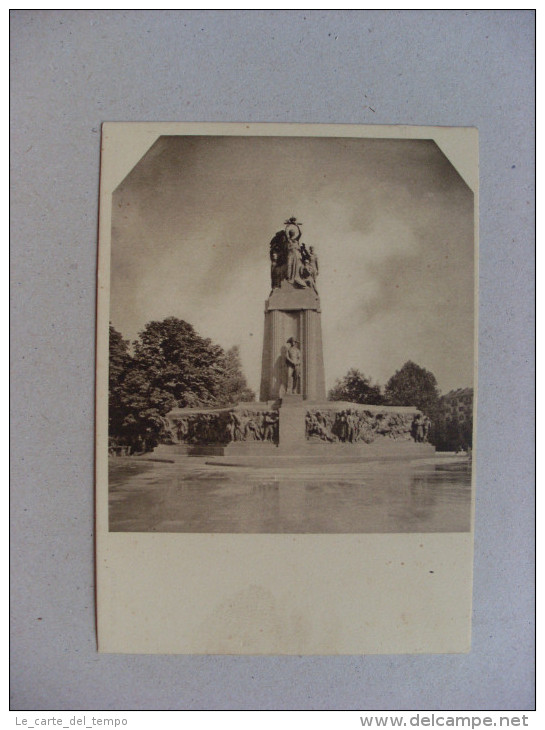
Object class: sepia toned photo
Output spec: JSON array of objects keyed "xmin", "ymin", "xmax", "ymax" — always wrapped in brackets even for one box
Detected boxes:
[
  {"xmin": 96, "ymin": 123, "xmax": 477, "ymax": 654},
  {"xmin": 106, "ymin": 133, "xmax": 474, "ymax": 535}
]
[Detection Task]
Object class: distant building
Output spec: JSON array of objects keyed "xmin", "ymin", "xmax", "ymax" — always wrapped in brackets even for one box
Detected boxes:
[{"xmin": 441, "ymin": 388, "xmax": 473, "ymax": 423}]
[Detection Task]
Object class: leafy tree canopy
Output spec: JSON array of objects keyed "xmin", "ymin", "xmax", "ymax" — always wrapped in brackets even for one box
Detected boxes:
[
  {"xmin": 328, "ymin": 368, "xmax": 384, "ymax": 405},
  {"xmin": 133, "ymin": 317, "xmax": 228, "ymax": 407},
  {"xmin": 109, "ymin": 325, "xmax": 131, "ymax": 385},
  {"xmin": 431, "ymin": 413, "xmax": 473, "ymax": 452},
  {"xmin": 384, "ymin": 360, "xmax": 440, "ymax": 414},
  {"xmin": 108, "ymin": 318, "xmax": 254, "ymax": 453},
  {"xmin": 218, "ymin": 345, "xmax": 256, "ymax": 405}
]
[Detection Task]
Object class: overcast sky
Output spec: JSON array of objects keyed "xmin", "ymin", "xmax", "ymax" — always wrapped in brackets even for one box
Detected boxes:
[{"xmin": 110, "ymin": 135, "xmax": 474, "ymax": 396}]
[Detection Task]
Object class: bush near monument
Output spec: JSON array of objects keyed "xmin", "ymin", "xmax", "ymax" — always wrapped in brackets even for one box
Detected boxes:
[{"xmin": 108, "ymin": 318, "xmax": 255, "ymax": 453}]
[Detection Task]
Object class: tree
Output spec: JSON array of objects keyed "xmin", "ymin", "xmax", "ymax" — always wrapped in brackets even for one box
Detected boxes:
[
  {"xmin": 109, "ymin": 324, "xmax": 131, "ymax": 385},
  {"xmin": 384, "ymin": 360, "xmax": 440, "ymax": 415},
  {"xmin": 431, "ymin": 413, "xmax": 473, "ymax": 452},
  {"xmin": 108, "ymin": 324, "xmax": 133, "ymax": 443},
  {"xmin": 217, "ymin": 345, "xmax": 255, "ymax": 405},
  {"xmin": 108, "ymin": 318, "xmax": 254, "ymax": 452},
  {"xmin": 108, "ymin": 323, "xmax": 176, "ymax": 453},
  {"xmin": 112, "ymin": 365, "xmax": 177, "ymax": 452},
  {"xmin": 328, "ymin": 368, "xmax": 384, "ymax": 405},
  {"xmin": 132, "ymin": 317, "xmax": 228, "ymax": 407}
]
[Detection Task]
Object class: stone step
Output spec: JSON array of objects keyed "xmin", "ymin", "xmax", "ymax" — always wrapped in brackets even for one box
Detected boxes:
[
  {"xmin": 279, "ymin": 394, "xmax": 304, "ymax": 406},
  {"xmin": 205, "ymin": 444, "xmax": 436, "ymax": 469}
]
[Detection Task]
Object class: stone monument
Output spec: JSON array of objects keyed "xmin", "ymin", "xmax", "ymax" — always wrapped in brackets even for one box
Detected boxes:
[
  {"xmin": 154, "ymin": 216, "xmax": 435, "ymax": 462},
  {"xmin": 259, "ymin": 217, "xmax": 326, "ymax": 402}
]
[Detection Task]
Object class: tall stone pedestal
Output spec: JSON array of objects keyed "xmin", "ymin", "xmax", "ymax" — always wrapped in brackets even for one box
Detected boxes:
[{"xmin": 259, "ymin": 280, "xmax": 326, "ymax": 401}]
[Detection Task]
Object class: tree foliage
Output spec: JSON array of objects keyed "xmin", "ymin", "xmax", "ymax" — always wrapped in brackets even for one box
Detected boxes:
[
  {"xmin": 431, "ymin": 413, "xmax": 473, "ymax": 452},
  {"xmin": 132, "ymin": 317, "xmax": 228, "ymax": 407},
  {"xmin": 217, "ymin": 346, "xmax": 256, "ymax": 405},
  {"xmin": 108, "ymin": 318, "xmax": 255, "ymax": 453},
  {"xmin": 108, "ymin": 325, "xmax": 133, "ymax": 442},
  {"xmin": 384, "ymin": 360, "xmax": 440, "ymax": 414},
  {"xmin": 325, "ymin": 359, "xmax": 473, "ymax": 451},
  {"xmin": 328, "ymin": 368, "xmax": 384, "ymax": 405}
]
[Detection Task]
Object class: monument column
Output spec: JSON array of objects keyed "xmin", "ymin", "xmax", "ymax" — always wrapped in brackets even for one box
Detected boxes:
[{"xmin": 260, "ymin": 218, "xmax": 326, "ymax": 403}]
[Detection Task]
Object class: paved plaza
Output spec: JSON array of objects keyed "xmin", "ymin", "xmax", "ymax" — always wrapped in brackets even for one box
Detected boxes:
[{"xmin": 109, "ymin": 454, "xmax": 471, "ymax": 534}]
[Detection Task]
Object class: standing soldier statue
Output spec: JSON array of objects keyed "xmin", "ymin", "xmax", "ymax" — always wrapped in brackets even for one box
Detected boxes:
[{"xmin": 285, "ymin": 337, "xmax": 302, "ymax": 394}]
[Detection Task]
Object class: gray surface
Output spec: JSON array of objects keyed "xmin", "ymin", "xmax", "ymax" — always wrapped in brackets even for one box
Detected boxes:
[{"xmin": 10, "ymin": 9, "xmax": 534, "ymax": 710}]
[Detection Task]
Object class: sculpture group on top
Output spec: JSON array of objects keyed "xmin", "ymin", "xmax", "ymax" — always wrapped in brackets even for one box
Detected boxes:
[{"xmin": 270, "ymin": 217, "xmax": 319, "ymax": 292}]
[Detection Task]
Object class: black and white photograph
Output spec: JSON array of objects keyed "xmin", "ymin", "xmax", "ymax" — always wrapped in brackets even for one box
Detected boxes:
[
  {"xmin": 105, "ymin": 131, "xmax": 475, "ymax": 536},
  {"xmin": 95, "ymin": 122, "xmax": 477, "ymax": 655}
]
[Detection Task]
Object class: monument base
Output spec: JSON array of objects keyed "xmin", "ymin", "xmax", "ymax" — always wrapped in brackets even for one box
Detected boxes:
[
  {"xmin": 154, "ymin": 399, "xmax": 434, "ymax": 462},
  {"xmin": 278, "ymin": 395, "xmax": 306, "ymax": 454},
  {"xmin": 205, "ymin": 441, "xmax": 436, "ymax": 468},
  {"xmin": 151, "ymin": 439, "xmax": 435, "ymax": 465}
]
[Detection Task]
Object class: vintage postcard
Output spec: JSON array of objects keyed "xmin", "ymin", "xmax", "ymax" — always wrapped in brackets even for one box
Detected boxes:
[{"xmin": 96, "ymin": 123, "xmax": 477, "ymax": 654}]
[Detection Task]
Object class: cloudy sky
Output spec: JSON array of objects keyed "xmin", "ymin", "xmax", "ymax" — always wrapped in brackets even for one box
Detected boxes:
[{"xmin": 110, "ymin": 135, "xmax": 474, "ymax": 396}]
